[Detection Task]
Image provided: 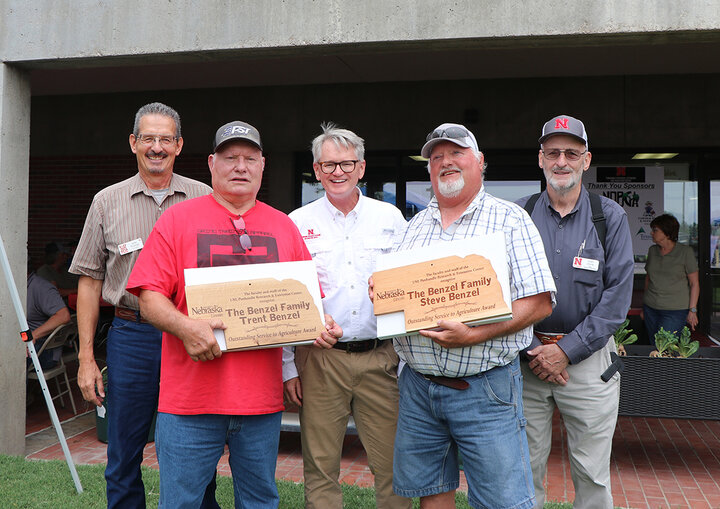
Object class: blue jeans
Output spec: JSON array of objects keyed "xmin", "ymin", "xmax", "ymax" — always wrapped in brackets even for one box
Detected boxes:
[
  {"xmin": 105, "ymin": 317, "xmax": 218, "ymax": 509},
  {"xmin": 156, "ymin": 411, "xmax": 282, "ymax": 509},
  {"xmin": 393, "ymin": 357, "xmax": 535, "ymax": 509},
  {"xmin": 643, "ymin": 305, "xmax": 688, "ymax": 345}
]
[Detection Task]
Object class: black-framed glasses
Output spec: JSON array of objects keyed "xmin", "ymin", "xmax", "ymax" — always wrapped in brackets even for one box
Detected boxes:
[
  {"xmin": 426, "ymin": 126, "xmax": 470, "ymax": 142},
  {"xmin": 230, "ymin": 217, "xmax": 252, "ymax": 251},
  {"xmin": 317, "ymin": 160, "xmax": 359, "ymax": 174},
  {"xmin": 136, "ymin": 134, "xmax": 178, "ymax": 147},
  {"xmin": 542, "ymin": 148, "xmax": 587, "ymax": 161}
]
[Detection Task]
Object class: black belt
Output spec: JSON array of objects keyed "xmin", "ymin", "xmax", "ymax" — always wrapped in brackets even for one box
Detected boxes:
[{"xmin": 332, "ymin": 338, "xmax": 387, "ymax": 353}]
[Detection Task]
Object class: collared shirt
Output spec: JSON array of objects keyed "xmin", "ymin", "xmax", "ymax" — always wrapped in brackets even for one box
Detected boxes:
[
  {"xmin": 70, "ymin": 172, "xmax": 211, "ymax": 309},
  {"xmin": 518, "ymin": 186, "xmax": 634, "ymax": 364},
  {"xmin": 393, "ymin": 187, "xmax": 556, "ymax": 377},
  {"xmin": 282, "ymin": 190, "xmax": 407, "ymax": 380}
]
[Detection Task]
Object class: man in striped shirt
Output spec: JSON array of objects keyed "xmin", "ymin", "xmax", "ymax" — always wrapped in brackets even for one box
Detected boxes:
[
  {"xmin": 70, "ymin": 102, "xmax": 217, "ymax": 509},
  {"xmin": 389, "ymin": 123, "xmax": 556, "ymax": 509}
]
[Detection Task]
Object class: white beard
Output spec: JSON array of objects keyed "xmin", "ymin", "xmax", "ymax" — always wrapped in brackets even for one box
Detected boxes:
[{"xmin": 437, "ymin": 173, "xmax": 465, "ymax": 198}]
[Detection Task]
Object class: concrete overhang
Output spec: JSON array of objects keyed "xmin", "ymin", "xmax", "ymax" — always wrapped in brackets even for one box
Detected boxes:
[{"xmin": 8, "ymin": 30, "xmax": 720, "ymax": 96}]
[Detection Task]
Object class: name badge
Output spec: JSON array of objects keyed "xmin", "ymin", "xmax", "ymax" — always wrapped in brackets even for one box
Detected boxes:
[
  {"xmin": 118, "ymin": 238, "xmax": 144, "ymax": 255},
  {"xmin": 573, "ymin": 256, "xmax": 599, "ymax": 271}
]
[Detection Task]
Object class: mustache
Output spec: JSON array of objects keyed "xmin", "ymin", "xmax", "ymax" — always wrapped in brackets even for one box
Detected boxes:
[{"xmin": 439, "ymin": 166, "xmax": 463, "ymax": 176}]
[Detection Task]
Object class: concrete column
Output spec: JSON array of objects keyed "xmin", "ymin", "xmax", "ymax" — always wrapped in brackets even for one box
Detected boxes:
[{"xmin": 0, "ymin": 63, "xmax": 31, "ymax": 455}]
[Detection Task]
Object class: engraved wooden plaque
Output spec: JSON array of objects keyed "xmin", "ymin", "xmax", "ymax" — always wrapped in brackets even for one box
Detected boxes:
[
  {"xmin": 373, "ymin": 254, "xmax": 511, "ymax": 332},
  {"xmin": 186, "ymin": 277, "xmax": 324, "ymax": 350}
]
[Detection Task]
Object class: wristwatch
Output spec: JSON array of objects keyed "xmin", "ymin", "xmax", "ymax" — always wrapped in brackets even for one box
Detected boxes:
[{"xmin": 690, "ymin": 307, "xmax": 697, "ymax": 313}]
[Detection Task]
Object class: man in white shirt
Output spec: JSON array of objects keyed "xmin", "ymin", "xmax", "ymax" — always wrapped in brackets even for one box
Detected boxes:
[{"xmin": 283, "ymin": 123, "xmax": 409, "ymax": 509}]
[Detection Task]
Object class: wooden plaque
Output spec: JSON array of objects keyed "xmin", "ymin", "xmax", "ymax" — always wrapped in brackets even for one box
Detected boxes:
[
  {"xmin": 184, "ymin": 260, "xmax": 325, "ymax": 351},
  {"xmin": 186, "ymin": 277, "xmax": 324, "ymax": 350},
  {"xmin": 373, "ymin": 254, "xmax": 510, "ymax": 332}
]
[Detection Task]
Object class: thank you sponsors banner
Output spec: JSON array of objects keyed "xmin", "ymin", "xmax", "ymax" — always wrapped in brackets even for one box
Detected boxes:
[{"xmin": 584, "ymin": 166, "xmax": 664, "ymax": 272}]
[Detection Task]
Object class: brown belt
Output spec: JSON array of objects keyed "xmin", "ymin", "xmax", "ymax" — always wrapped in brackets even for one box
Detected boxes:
[
  {"xmin": 423, "ymin": 375, "xmax": 470, "ymax": 390},
  {"xmin": 534, "ymin": 332, "xmax": 565, "ymax": 345},
  {"xmin": 115, "ymin": 306, "xmax": 149, "ymax": 324},
  {"xmin": 332, "ymin": 338, "xmax": 388, "ymax": 353}
]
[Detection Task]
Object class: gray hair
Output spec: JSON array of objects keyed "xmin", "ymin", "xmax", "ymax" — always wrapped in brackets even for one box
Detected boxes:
[
  {"xmin": 132, "ymin": 102, "xmax": 182, "ymax": 138},
  {"xmin": 426, "ymin": 149, "xmax": 487, "ymax": 176},
  {"xmin": 311, "ymin": 122, "xmax": 365, "ymax": 163}
]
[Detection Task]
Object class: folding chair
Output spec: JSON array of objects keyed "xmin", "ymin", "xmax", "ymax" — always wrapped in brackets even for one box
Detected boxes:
[{"xmin": 27, "ymin": 321, "xmax": 78, "ymax": 415}]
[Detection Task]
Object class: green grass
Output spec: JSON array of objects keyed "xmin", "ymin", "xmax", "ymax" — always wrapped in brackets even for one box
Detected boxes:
[{"xmin": 0, "ymin": 454, "xmax": 572, "ymax": 508}]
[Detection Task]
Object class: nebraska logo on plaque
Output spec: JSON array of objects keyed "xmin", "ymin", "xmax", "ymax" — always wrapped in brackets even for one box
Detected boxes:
[
  {"xmin": 373, "ymin": 233, "xmax": 512, "ymax": 338},
  {"xmin": 184, "ymin": 260, "xmax": 325, "ymax": 351}
]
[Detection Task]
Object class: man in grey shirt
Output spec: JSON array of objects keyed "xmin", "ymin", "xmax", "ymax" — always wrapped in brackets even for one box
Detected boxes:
[{"xmin": 518, "ymin": 115, "xmax": 634, "ymax": 509}]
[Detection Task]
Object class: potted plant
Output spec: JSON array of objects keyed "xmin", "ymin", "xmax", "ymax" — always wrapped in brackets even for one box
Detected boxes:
[{"xmin": 618, "ymin": 325, "xmax": 720, "ymax": 420}]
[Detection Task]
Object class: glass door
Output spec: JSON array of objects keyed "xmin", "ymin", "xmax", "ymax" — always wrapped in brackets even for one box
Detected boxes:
[{"xmin": 710, "ymin": 180, "xmax": 720, "ymax": 339}]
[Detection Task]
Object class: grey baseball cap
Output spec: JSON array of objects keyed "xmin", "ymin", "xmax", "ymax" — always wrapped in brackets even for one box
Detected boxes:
[
  {"xmin": 213, "ymin": 120, "xmax": 262, "ymax": 152},
  {"xmin": 538, "ymin": 115, "xmax": 588, "ymax": 146},
  {"xmin": 421, "ymin": 123, "xmax": 479, "ymax": 159}
]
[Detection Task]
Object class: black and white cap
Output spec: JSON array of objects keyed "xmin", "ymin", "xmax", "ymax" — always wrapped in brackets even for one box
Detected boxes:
[{"xmin": 213, "ymin": 120, "xmax": 262, "ymax": 152}]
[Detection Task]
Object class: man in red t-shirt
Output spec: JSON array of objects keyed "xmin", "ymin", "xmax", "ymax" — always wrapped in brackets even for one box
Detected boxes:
[{"xmin": 127, "ymin": 120, "xmax": 342, "ymax": 508}]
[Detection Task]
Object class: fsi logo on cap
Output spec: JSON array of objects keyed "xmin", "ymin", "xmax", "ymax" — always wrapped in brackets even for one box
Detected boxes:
[
  {"xmin": 223, "ymin": 125, "xmax": 251, "ymax": 136},
  {"xmin": 555, "ymin": 118, "xmax": 569, "ymax": 129}
]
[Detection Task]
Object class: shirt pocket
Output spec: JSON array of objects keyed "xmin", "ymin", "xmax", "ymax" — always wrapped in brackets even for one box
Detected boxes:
[
  {"xmin": 360, "ymin": 232, "xmax": 396, "ymax": 271},
  {"xmin": 572, "ymin": 247, "xmax": 604, "ymax": 287},
  {"xmin": 304, "ymin": 239, "xmax": 336, "ymax": 293}
]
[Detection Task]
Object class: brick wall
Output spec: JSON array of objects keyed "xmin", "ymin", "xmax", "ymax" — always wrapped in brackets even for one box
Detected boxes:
[{"xmin": 28, "ymin": 154, "xmax": 269, "ymax": 269}]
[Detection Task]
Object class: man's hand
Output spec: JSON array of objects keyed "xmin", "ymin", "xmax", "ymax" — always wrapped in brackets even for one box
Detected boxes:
[
  {"xmin": 313, "ymin": 314, "xmax": 342, "ymax": 349},
  {"xmin": 180, "ymin": 318, "xmax": 226, "ymax": 362},
  {"xmin": 78, "ymin": 359, "xmax": 105, "ymax": 407},
  {"xmin": 139, "ymin": 289, "xmax": 225, "ymax": 362},
  {"xmin": 527, "ymin": 343, "xmax": 570, "ymax": 385},
  {"xmin": 284, "ymin": 377, "xmax": 303, "ymax": 407},
  {"xmin": 368, "ymin": 275, "xmax": 375, "ymax": 302},
  {"xmin": 419, "ymin": 320, "xmax": 475, "ymax": 348}
]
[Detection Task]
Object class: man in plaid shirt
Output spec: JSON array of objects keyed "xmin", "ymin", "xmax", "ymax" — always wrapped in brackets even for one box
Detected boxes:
[{"xmin": 388, "ymin": 123, "xmax": 556, "ymax": 509}]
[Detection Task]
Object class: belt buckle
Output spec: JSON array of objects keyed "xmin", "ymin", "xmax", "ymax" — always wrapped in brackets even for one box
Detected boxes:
[{"xmin": 535, "ymin": 332, "xmax": 564, "ymax": 345}]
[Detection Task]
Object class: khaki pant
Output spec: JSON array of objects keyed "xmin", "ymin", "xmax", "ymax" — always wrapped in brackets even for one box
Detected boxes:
[
  {"xmin": 295, "ymin": 341, "xmax": 411, "ymax": 509},
  {"xmin": 521, "ymin": 339, "xmax": 620, "ymax": 509}
]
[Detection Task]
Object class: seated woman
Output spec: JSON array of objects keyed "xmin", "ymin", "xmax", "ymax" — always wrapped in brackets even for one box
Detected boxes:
[{"xmin": 642, "ymin": 214, "xmax": 699, "ymax": 344}]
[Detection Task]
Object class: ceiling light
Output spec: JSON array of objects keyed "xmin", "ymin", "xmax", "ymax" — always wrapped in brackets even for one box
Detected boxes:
[
  {"xmin": 409, "ymin": 155, "xmax": 427, "ymax": 162},
  {"xmin": 631, "ymin": 153, "xmax": 678, "ymax": 160}
]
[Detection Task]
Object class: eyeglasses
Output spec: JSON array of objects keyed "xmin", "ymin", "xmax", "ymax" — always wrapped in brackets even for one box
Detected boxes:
[
  {"xmin": 541, "ymin": 149, "xmax": 587, "ymax": 161},
  {"xmin": 426, "ymin": 126, "xmax": 471, "ymax": 142},
  {"xmin": 230, "ymin": 217, "xmax": 252, "ymax": 252},
  {"xmin": 317, "ymin": 160, "xmax": 359, "ymax": 174},
  {"xmin": 136, "ymin": 134, "xmax": 178, "ymax": 147}
]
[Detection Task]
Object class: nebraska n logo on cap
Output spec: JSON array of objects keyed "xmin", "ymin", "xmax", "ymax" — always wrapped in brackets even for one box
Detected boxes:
[
  {"xmin": 539, "ymin": 114, "xmax": 588, "ymax": 145},
  {"xmin": 555, "ymin": 118, "xmax": 569, "ymax": 130}
]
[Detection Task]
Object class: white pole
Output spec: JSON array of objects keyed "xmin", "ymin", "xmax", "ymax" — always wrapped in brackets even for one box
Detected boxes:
[{"xmin": 0, "ymin": 233, "xmax": 83, "ymax": 493}]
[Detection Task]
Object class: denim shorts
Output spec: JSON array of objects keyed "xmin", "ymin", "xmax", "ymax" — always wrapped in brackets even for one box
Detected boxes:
[{"xmin": 393, "ymin": 356, "xmax": 535, "ymax": 509}]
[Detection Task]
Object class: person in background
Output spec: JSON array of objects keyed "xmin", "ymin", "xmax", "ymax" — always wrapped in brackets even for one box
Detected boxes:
[
  {"xmin": 36, "ymin": 241, "xmax": 78, "ymax": 297},
  {"xmin": 642, "ymin": 213, "xmax": 699, "ymax": 341},
  {"xmin": 27, "ymin": 259, "xmax": 72, "ymax": 370}
]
